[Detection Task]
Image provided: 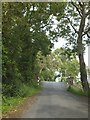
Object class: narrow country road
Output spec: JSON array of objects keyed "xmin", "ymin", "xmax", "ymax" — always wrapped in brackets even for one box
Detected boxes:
[{"xmin": 21, "ymin": 81, "xmax": 88, "ymax": 118}]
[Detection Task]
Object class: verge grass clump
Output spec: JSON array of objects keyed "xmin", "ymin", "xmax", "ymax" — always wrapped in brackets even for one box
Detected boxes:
[
  {"xmin": 2, "ymin": 83, "xmax": 42, "ymax": 114},
  {"xmin": 67, "ymin": 85, "xmax": 90, "ymax": 97},
  {"xmin": 2, "ymin": 97, "xmax": 23, "ymax": 114}
]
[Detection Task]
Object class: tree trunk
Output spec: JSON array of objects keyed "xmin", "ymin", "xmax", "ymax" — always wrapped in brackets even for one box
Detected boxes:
[
  {"xmin": 79, "ymin": 53, "xmax": 89, "ymax": 91},
  {"xmin": 77, "ymin": 8, "xmax": 89, "ymax": 92}
]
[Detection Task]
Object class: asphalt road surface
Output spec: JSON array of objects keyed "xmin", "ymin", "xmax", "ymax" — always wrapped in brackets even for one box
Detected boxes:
[{"xmin": 21, "ymin": 81, "xmax": 88, "ymax": 118}]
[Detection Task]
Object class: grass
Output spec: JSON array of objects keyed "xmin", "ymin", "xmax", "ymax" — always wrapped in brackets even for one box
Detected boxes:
[
  {"xmin": 2, "ymin": 84, "xmax": 42, "ymax": 114},
  {"xmin": 2, "ymin": 97, "xmax": 23, "ymax": 114},
  {"xmin": 67, "ymin": 85, "xmax": 90, "ymax": 97}
]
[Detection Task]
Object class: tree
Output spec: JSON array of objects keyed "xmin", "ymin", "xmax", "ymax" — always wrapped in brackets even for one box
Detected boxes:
[
  {"xmin": 36, "ymin": 52, "xmax": 55, "ymax": 81},
  {"xmin": 53, "ymin": 2, "xmax": 90, "ymax": 91},
  {"xmin": 68, "ymin": 2, "xmax": 90, "ymax": 91},
  {"xmin": 53, "ymin": 48, "xmax": 79, "ymax": 81},
  {"xmin": 2, "ymin": 3, "xmax": 52, "ymax": 96},
  {"xmin": 2, "ymin": 2, "xmax": 66, "ymax": 96},
  {"xmin": 36, "ymin": 48, "xmax": 79, "ymax": 82},
  {"xmin": 72, "ymin": 2, "xmax": 90, "ymax": 91}
]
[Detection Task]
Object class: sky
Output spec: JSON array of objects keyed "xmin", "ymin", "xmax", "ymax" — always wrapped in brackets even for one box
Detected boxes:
[{"xmin": 53, "ymin": 38, "xmax": 88, "ymax": 66}]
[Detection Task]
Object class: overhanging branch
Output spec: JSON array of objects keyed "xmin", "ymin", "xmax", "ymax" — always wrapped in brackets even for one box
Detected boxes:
[
  {"xmin": 71, "ymin": 2, "xmax": 82, "ymax": 17},
  {"xmin": 66, "ymin": 17, "xmax": 78, "ymax": 34}
]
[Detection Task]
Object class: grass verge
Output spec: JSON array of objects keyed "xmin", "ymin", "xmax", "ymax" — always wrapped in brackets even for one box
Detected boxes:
[
  {"xmin": 2, "ymin": 97, "xmax": 24, "ymax": 114},
  {"xmin": 2, "ymin": 85, "xmax": 41, "ymax": 114},
  {"xmin": 67, "ymin": 85, "xmax": 90, "ymax": 97}
]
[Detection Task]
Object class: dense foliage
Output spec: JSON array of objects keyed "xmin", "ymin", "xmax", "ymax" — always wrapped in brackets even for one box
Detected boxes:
[
  {"xmin": 37, "ymin": 48, "xmax": 79, "ymax": 82},
  {"xmin": 48, "ymin": 2, "xmax": 90, "ymax": 91},
  {"xmin": 2, "ymin": 2, "xmax": 66, "ymax": 97},
  {"xmin": 2, "ymin": 2, "xmax": 90, "ymax": 98}
]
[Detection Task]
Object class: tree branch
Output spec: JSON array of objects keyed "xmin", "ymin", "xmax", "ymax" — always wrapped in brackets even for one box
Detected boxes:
[
  {"xmin": 71, "ymin": 2, "xmax": 82, "ymax": 17},
  {"xmin": 87, "ymin": 33, "xmax": 90, "ymax": 38},
  {"xmin": 86, "ymin": 9, "xmax": 90, "ymax": 17},
  {"xmin": 78, "ymin": 2, "xmax": 83, "ymax": 8},
  {"xmin": 78, "ymin": 2, "xmax": 85, "ymax": 14},
  {"xmin": 66, "ymin": 17, "xmax": 78, "ymax": 34},
  {"xmin": 82, "ymin": 27, "xmax": 90, "ymax": 36},
  {"xmin": 41, "ymin": 15, "xmax": 53, "ymax": 29}
]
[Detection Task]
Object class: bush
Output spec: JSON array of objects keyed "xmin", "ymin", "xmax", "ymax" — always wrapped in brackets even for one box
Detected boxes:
[
  {"xmin": 2, "ymin": 84, "xmax": 41, "ymax": 114},
  {"xmin": 15, "ymin": 83, "xmax": 41, "ymax": 97}
]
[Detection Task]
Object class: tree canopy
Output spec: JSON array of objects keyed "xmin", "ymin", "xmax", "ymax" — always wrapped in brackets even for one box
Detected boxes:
[
  {"xmin": 2, "ymin": 2, "xmax": 90, "ymax": 97},
  {"xmin": 2, "ymin": 2, "xmax": 66, "ymax": 96}
]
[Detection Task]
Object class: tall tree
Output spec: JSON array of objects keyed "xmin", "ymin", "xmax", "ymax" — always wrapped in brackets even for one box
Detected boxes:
[
  {"xmin": 2, "ymin": 2, "xmax": 66, "ymax": 96},
  {"xmin": 69, "ymin": 2, "xmax": 90, "ymax": 91},
  {"xmin": 36, "ymin": 48, "xmax": 79, "ymax": 82},
  {"xmin": 54, "ymin": 2, "xmax": 90, "ymax": 91}
]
